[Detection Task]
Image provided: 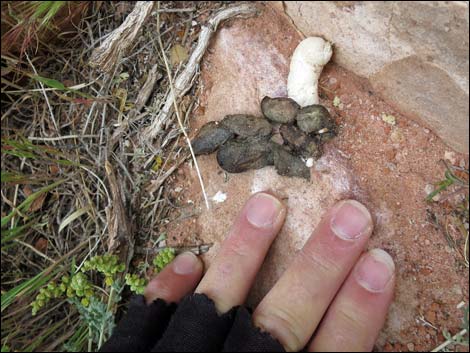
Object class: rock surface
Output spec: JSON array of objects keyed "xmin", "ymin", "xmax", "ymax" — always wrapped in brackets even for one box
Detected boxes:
[
  {"xmin": 281, "ymin": 1, "xmax": 469, "ymax": 153},
  {"xmin": 167, "ymin": 4, "xmax": 469, "ymax": 351}
]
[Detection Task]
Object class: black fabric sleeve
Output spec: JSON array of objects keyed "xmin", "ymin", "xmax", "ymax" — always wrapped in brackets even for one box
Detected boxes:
[
  {"xmin": 152, "ymin": 294, "xmax": 236, "ymax": 352},
  {"xmin": 100, "ymin": 295, "xmax": 176, "ymax": 352},
  {"xmin": 101, "ymin": 293, "xmax": 286, "ymax": 352},
  {"xmin": 223, "ymin": 307, "xmax": 285, "ymax": 352}
]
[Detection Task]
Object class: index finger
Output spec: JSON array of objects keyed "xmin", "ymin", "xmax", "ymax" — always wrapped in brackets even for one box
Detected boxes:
[{"xmin": 195, "ymin": 192, "xmax": 287, "ymax": 313}]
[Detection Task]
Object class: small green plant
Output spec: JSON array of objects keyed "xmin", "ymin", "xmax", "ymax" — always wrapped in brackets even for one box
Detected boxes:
[
  {"xmin": 82, "ymin": 254, "xmax": 125, "ymax": 286},
  {"xmin": 125, "ymin": 274, "xmax": 146, "ymax": 295},
  {"xmin": 31, "ymin": 250, "xmax": 178, "ymax": 315},
  {"xmin": 124, "ymin": 247, "xmax": 177, "ymax": 295},
  {"xmin": 31, "ymin": 255, "xmax": 125, "ymax": 316},
  {"xmin": 31, "ymin": 272, "xmax": 95, "ymax": 315},
  {"xmin": 31, "ymin": 279, "xmax": 65, "ymax": 315},
  {"xmin": 433, "ymin": 304, "xmax": 469, "ymax": 352},
  {"xmin": 71, "ymin": 280, "xmax": 123, "ymax": 350},
  {"xmin": 1, "ymin": 1, "xmax": 88, "ymax": 55},
  {"xmin": 153, "ymin": 247, "xmax": 176, "ymax": 272},
  {"xmin": 29, "ymin": 249, "xmax": 177, "ymax": 349},
  {"xmin": 426, "ymin": 162, "xmax": 468, "ymax": 202}
]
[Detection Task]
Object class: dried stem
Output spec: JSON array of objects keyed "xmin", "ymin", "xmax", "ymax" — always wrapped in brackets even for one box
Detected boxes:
[
  {"xmin": 154, "ymin": 1, "xmax": 210, "ymax": 210},
  {"xmin": 143, "ymin": 2, "xmax": 258, "ymax": 139}
]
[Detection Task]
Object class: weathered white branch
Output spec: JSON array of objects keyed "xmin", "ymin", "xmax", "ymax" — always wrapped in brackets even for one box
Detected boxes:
[
  {"xmin": 89, "ymin": 1, "xmax": 155, "ymax": 72},
  {"xmin": 143, "ymin": 3, "xmax": 259, "ymax": 140}
]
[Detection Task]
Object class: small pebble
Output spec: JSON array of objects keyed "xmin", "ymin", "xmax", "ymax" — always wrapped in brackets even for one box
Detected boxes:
[
  {"xmin": 382, "ymin": 113, "xmax": 396, "ymax": 126},
  {"xmin": 444, "ymin": 151, "xmax": 457, "ymax": 165},
  {"xmin": 390, "ymin": 128, "xmax": 404, "ymax": 143},
  {"xmin": 212, "ymin": 191, "xmax": 227, "ymax": 203}
]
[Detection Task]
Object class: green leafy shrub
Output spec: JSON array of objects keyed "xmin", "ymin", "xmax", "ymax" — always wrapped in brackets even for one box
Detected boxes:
[
  {"xmin": 82, "ymin": 254, "xmax": 125, "ymax": 286},
  {"xmin": 125, "ymin": 274, "xmax": 146, "ymax": 295},
  {"xmin": 153, "ymin": 248, "xmax": 176, "ymax": 272}
]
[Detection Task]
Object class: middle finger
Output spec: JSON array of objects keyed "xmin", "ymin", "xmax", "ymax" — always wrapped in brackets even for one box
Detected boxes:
[{"xmin": 253, "ymin": 200, "xmax": 373, "ymax": 352}]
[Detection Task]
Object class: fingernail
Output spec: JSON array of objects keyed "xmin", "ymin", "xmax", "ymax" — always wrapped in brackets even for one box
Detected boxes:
[
  {"xmin": 173, "ymin": 252, "xmax": 199, "ymax": 275},
  {"xmin": 246, "ymin": 192, "xmax": 284, "ymax": 229},
  {"xmin": 330, "ymin": 200, "xmax": 372, "ymax": 240},
  {"xmin": 355, "ymin": 249, "xmax": 395, "ymax": 292}
]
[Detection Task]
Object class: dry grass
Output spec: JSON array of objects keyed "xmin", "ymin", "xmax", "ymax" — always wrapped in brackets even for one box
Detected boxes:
[{"xmin": 1, "ymin": 1, "xmax": 228, "ymax": 350}]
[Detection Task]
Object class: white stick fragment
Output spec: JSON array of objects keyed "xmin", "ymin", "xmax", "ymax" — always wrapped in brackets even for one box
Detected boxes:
[
  {"xmin": 211, "ymin": 191, "xmax": 227, "ymax": 203},
  {"xmin": 287, "ymin": 37, "xmax": 333, "ymax": 107}
]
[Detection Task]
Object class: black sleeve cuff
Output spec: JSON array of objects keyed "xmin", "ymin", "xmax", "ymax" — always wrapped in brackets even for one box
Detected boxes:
[
  {"xmin": 100, "ymin": 295, "xmax": 176, "ymax": 352},
  {"xmin": 102, "ymin": 293, "xmax": 285, "ymax": 352}
]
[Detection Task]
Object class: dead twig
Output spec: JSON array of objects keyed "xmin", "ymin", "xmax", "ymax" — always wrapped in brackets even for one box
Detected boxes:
[
  {"xmin": 146, "ymin": 155, "xmax": 189, "ymax": 194},
  {"xmin": 89, "ymin": 1, "xmax": 155, "ymax": 72},
  {"xmin": 108, "ymin": 63, "xmax": 161, "ymax": 150},
  {"xmin": 153, "ymin": 1, "xmax": 211, "ymax": 209},
  {"xmin": 143, "ymin": 2, "xmax": 259, "ymax": 139},
  {"xmin": 104, "ymin": 161, "xmax": 134, "ymax": 269},
  {"xmin": 135, "ymin": 243, "xmax": 213, "ymax": 256}
]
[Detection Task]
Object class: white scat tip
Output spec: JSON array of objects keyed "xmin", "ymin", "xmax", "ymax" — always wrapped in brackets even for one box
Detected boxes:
[{"xmin": 287, "ymin": 37, "xmax": 333, "ymax": 107}]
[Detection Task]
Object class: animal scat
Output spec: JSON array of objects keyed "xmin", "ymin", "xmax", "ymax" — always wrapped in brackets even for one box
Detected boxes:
[
  {"xmin": 191, "ymin": 121, "xmax": 234, "ymax": 155},
  {"xmin": 261, "ymin": 96, "xmax": 300, "ymax": 124},
  {"xmin": 220, "ymin": 114, "xmax": 272, "ymax": 138},
  {"xmin": 216, "ymin": 137, "xmax": 273, "ymax": 173}
]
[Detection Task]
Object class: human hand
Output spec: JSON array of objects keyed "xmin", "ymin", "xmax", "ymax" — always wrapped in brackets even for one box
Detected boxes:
[{"xmin": 102, "ymin": 192, "xmax": 395, "ymax": 352}]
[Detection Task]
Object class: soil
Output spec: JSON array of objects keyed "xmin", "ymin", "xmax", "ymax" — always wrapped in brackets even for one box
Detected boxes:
[{"xmin": 160, "ymin": 4, "xmax": 469, "ymax": 351}]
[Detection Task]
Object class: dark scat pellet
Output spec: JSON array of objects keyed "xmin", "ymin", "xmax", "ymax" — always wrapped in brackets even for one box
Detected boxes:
[
  {"xmin": 220, "ymin": 114, "xmax": 272, "ymax": 138},
  {"xmin": 271, "ymin": 143, "xmax": 310, "ymax": 180},
  {"xmin": 279, "ymin": 124, "xmax": 307, "ymax": 151},
  {"xmin": 302, "ymin": 139, "xmax": 322, "ymax": 159},
  {"xmin": 216, "ymin": 137, "xmax": 273, "ymax": 173},
  {"xmin": 296, "ymin": 105, "xmax": 336, "ymax": 138},
  {"xmin": 279, "ymin": 124, "xmax": 321, "ymax": 159},
  {"xmin": 191, "ymin": 122, "xmax": 234, "ymax": 155},
  {"xmin": 261, "ymin": 96, "xmax": 300, "ymax": 124}
]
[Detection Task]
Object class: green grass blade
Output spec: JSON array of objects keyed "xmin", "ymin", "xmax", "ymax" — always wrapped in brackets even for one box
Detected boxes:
[
  {"xmin": 425, "ymin": 178, "xmax": 454, "ymax": 202},
  {"xmin": 63, "ymin": 323, "xmax": 88, "ymax": 352},
  {"xmin": 30, "ymin": 74, "xmax": 94, "ymax": 99},
  {"xmin": 1, "ymin": 270, "xmax": 55, "ymax": 312},
  {"xmin": 1, "ymin": 219, "xmax": 36, "ymax": 244},
  {"xmin": 31, "ymin": 74, "xmax": 66, "ymax": 90},
  {"xmin": 1, "ymin": 179, "xmax": 65, "ymax": 228},
  {"xmin": 38, "ymin": 1, "xmax": 66, "ymax": 29},
  {"xmin": 58, "ymin": 205, "xmax": 91, "ymax": 233},
  {"xmin": 1, "ymin": 171, "xmax": 51, "ymax": 184},
  {"xmin": 24, "ymin": 319, "xmax": 65, "ymax": 352}
]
